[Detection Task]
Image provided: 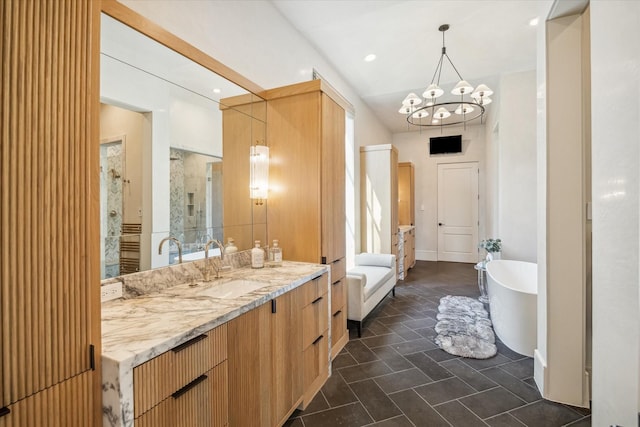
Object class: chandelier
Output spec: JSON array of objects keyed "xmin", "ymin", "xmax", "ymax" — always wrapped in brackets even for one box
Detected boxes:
[{"xmin": 399, "ymin": 24, "xmax": 493, "ymax": 128}]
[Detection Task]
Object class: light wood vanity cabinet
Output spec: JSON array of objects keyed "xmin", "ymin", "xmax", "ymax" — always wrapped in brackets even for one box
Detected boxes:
[
  {"xmin": 227, "ymin": 273, "xmax": 328, "ymax": 426},
  {"xmin": 133, "ymin": 324, "xmax": 228, "ymax": 427},
  {"xmin": 265, "ymin": 80, "xmax": 348, "ymax": 361}
]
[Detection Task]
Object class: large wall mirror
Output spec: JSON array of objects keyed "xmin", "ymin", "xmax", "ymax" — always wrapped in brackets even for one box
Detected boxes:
[{"xmin": 100, "ymin": 11, "xmax": 266, "ymax": 279}]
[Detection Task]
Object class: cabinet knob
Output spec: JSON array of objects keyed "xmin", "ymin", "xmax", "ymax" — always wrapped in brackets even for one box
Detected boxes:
[{"xmin": 438, "ymin": 222, "xmax": 444, "ymax": 226}]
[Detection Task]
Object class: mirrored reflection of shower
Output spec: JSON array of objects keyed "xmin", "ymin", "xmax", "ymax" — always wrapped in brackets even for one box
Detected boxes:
[
  {"xmin": 169, "ymin": 148, "xmax": 223, "ymax": 262},
  {"xmin": 100, "ymin": 139, "xmax": 125, "ymax": 278}
]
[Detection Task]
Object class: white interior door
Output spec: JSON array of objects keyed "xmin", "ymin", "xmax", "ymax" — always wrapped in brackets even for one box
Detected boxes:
[{"xmin": 437, "ymin": 162, "xmax": 479, "ymax": 263}]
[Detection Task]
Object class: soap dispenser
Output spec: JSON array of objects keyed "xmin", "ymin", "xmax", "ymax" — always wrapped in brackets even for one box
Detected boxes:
[
  {"xmin": 269, "ymin": 239, "xmax": 282, "ymax": 267},
  {"xmin": 251, "ymin": 240, "xmax": 264, "ymax": 269},
  {"xmin": 225, "ymin": 237, "xmax": 238, "ymax": 255}
]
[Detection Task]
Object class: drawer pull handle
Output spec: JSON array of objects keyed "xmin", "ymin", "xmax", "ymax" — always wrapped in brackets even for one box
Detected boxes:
[
  {"xmin": 312, "ymin": 296, "xmax": 323, "ymax": 305},
  {"xmin": 312, "ymin": 335, "xmax": 324, "ymax": 345},
  {"xmin": 332, "ymin": 280, "xmax": 341, "ymax": 286},
  {"xmin": 172, "ymin": 375, "xmax": 207, "ymax": 399},
  {"xmin": 333, "ymin": 310, "xmax": 342, "ymax": 317},
  {"xmin": 171, "ymin": 334, "xmax": 207, "ymax": 353},
  {"xmin": 0, "ymin": 407, "xmax": 9, "ymax": 418}
]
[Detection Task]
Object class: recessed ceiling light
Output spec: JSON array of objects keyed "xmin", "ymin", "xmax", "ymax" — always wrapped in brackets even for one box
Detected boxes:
[
  {"xmin": 529, "ymin": 17, "xmax": 539, "ymax": 26},
  {"xmin": 364, "ymin": 54, "xmax": 376, "ymax": 62},
  {"xmin": 213, "ymin": 88, "xmax": 221, "ymax": 94}
]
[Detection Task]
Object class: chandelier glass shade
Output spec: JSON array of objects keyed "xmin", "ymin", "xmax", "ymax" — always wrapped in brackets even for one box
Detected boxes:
[{"xmin": 400, "ymin": 24, "xmax": 493, "ymax": 128}]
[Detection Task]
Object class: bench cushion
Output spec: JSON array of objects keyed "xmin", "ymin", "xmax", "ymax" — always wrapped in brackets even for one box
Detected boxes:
[{"xmin": 349, "ymin": 265, "xmax": 395, "ymax": 301}]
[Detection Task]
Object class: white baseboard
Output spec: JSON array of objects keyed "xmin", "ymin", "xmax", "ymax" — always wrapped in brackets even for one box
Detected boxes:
[
  {"xmin": 416, "ymin": 250, "xmax": 437, "ymax": 261},
  {"xmin": 534, "ymin": 348, "xmax": 547, "ymax": 396}
]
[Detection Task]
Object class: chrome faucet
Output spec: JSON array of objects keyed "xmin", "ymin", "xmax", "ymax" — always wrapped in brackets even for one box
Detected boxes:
[
  {"xmin": 158, "ymin": 236, "xmax": 183, "ymax": 264},
  {"xmin": 204, "ymin": 239, "xmax": 225, "ymax": 280}
]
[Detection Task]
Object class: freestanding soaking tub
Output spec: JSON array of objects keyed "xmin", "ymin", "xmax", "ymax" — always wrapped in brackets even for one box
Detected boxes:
[{"xmin": 485, "ymin": 260, "xmax": 538, "ymax": 357}]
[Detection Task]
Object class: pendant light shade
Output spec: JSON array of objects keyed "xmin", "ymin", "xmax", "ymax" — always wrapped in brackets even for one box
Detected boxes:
[
  {"xmin": 455, "ymin": 103, "xmax": 475, "ymax": 115},
  {"xmin": 434, "ymin": 107, "xmax": 451, "ymax": 120},
  {"xmin": 412, "ymin": 110, "xmax": 429, "ymax": 119},
  {"xmin": 451, "ymin": 80, "xmax": 474, "ymax": 96},
  {"xmin": 423, "ymin": 84, "xmax": 444, "ymax": 99},
  {"xmin": 471, "ymin": 84, "xmax": 494, "ymax": 100},
  {"xmin": 402, "ymin": 92, "xmax": 422, "ymax": 107}
]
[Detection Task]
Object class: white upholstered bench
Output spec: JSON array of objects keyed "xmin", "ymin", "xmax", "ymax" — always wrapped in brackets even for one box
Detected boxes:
[{"xmin": 346, "ymin": 253, "xmax": 397, "ymax": 337}]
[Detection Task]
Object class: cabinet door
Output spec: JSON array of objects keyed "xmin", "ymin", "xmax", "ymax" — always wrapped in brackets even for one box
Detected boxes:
[
  {"xmin": 398, "ymin": 162, "xmax": 415, "ymax": 226},
  {"xmin": 267, "ymin": 91, "xmax": 322, "ymax": 263},
  {"xmin": 227, "ymin": 303, "xmax": 272, "ymax": 427},
  {"xmin": 271, "ymin": 289, "xmax": 302, "ymax": 426},
  {"xmin": 0, "ymin": 1, "xmax": 100, "ymax": 422},
  {"xmin": 321, "ymin": 94, "xmax": 346, "ymax": 263}
]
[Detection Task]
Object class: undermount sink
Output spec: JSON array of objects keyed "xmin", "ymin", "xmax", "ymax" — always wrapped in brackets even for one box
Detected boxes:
[{"xmin": 195, "ymin": 280, "xmax": 268, "ymax": 299}]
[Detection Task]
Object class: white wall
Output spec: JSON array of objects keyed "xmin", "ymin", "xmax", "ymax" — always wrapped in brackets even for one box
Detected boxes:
[
  {"xmin": 590, "ymin": 1, "xmax": 640, "ymax": 424},
  {"xmin": 497, "ymin": 71, "xmax": 537, "ymax": 262},
  {"xmin": 392, "ymin": 126, "xmax": 486, "ymax": 261}
]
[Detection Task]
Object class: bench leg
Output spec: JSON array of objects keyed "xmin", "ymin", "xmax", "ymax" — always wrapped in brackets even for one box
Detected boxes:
[{"xmin": 392, "ymin": 286, "xmax": 396, "ymax": 297}]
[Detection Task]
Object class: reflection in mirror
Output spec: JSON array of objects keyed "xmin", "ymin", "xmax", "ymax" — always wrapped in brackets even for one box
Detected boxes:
[
  {"xmin": 99, "ymin": 13, "xmax": 265, "ymax": 279},
  {"xmin": 168, "ymin": 148, "xmax": 223, "ymax": 264}
]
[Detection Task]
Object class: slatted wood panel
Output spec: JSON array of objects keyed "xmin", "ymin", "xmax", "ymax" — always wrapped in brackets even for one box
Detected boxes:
[
  {"xmin": 271, "ymin": 290, "xmax": 303, "ymax": 427},
  {"xmin": 0, "ymin": 0, "xmax": 100, "ymax": 421},
  {"xmin": 227, "ymin": 303, "xmax": 272, "ymax": 427},
  {"xmin": 134, "ymin": 324, "xmax": 227, "ymax": 417},
  {"xmin": 0, "ymin": 371, "xmax": 93, "ymax": 427},
  {"xmin": 135, "ymin": 361, "xmax": 228, "ymax": 427}
]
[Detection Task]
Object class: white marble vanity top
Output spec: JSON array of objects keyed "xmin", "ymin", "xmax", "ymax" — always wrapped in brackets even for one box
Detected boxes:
[
  {"xmin": 102, "ymin": 260, "xmax": 327, "ymax": 366},
  {"xmin": 101, "ymin": 260, "xmax": 328, "ymax": 427}
]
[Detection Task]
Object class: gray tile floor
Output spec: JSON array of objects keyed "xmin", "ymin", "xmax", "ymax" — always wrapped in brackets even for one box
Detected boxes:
[{"xmin": 286, "ymin": 261, "xmax": 591, "ymax": 427}]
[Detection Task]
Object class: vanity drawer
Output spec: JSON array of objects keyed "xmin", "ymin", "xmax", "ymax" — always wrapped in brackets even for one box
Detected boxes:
[
  {"xmin": 134, "ymin": 323, "xmax": 227, "ymax": 417},
  {"xmin": 302, "ymin": 295, "xmax": 328, "ymax": 348},
  {"xmin": 136, "ymin": 361, "xmax": 228, "ymax": 427},
  {"xmin": 330, "ymin": 257, "xmax": 346, "ymax": 282},
  {"xmin": 302, "ymin": 331, "xmax": 329, "ymax": 389},
  {"xmin": 331, "ymin": 278, "xmax": 345, "ymax": 314},
  {"xmin": 331, "ymin": 309, "xmax": 346, "ymax": 346},
  {"xmin": 299, "ymin": 273, "xmax": 328, "ymax": 306}
]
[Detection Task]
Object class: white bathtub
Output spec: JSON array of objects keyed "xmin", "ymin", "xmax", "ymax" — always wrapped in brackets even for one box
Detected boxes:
[{"xmin": 486, "ymin": 260, "xmax": 537, "ymax": 357}]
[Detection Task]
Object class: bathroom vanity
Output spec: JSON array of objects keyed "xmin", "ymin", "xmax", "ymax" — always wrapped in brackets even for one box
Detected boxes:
[{"xmin": 101, "ymin": 261, "xmax": 330, "ymax": 427}]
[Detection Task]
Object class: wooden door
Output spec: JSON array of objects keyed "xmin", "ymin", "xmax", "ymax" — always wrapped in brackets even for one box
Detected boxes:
[
  {"xmin": 321, "ymin": 94, "xmax": 346, "ymax": 264},
  {"xmin": 271, "ymin": 289, "xmax": 302, "ymax": 426},
  {"xmin": 227, "ymin": 303, "xmax": 272, "ymax": 427},
  {"xmin": 437, "ymin": 162, "xmax": 479, "ymax": 263},
  {"xmin": 398, "ymin": 162, "xmax": 415, "ymax": 226},
  {"xmin": 1, "ymin": 0, "xmax": 100, "ymax": 424},
  {"xmin": 266, "ymin": 91, "xmax": 322, "ymax": 263}
]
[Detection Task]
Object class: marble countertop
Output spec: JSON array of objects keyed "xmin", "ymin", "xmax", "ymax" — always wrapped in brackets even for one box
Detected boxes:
[
  {"xmin": 102, "ymin": 260, "xmax": 328, "ymax": 367},
  {"xmin": 399, "ymin": 224, "xmax": 415, "ymax": 232},
  {"xmin": 102, "ymin": 260, "xmax": 328, "ymax": 427}
]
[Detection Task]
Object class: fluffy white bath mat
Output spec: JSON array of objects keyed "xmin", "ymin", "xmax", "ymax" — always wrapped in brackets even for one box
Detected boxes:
[{"xmin": 435, "ymin": 295, "xmax": 497, "ymax": 359}]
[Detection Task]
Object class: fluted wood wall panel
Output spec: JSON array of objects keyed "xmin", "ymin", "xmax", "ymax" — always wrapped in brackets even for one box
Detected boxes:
[
  {"xmin": 0, "ymin": 0, "xmax": 100, "ymax": 420},
  {"xmin": 0, "ymin": 371, "xmax": 92, "ymax": 427}
]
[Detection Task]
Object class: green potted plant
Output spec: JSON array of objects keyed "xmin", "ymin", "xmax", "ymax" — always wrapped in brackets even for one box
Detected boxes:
[{"xmin": 479, "ymin": 238, "xmax": 502, "ymax": 262}]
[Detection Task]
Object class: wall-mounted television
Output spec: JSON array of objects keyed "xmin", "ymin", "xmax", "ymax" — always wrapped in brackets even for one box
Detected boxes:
[{"xmin": 429, "ymin": 135, "xmax": 462, "ymax": 155}]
